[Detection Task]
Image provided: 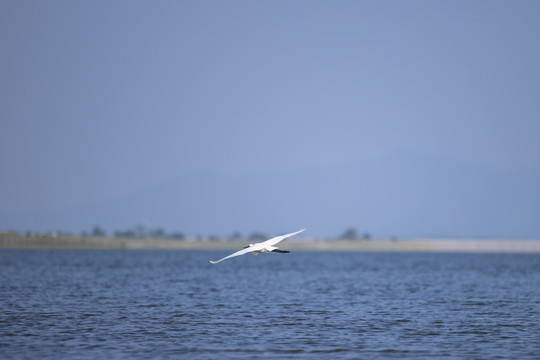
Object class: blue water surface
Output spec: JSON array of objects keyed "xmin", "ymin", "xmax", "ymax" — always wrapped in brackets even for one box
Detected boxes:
[{"xmin": 1, "ymin": 250, "xmax": 539, "ymax": 359}]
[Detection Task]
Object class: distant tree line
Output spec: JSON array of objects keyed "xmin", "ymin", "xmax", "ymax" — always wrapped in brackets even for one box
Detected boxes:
[
  {"xmin": 83, "ymin": 225, "xmax": 186, "ymax": 240},
  {"xmin": 113, "ymin": 227, "xmax": 185, "ymax": 240},
  {"xmin": 340, "ymin": 227, "xmax": 372, "ymax": 241},
  {"xmin": 61, "ymin": 227, "xmax": 274, "ymax": 242},
  {"xmin": 17, "ymin": 226, "xmax": 382, "ymax": 241}
]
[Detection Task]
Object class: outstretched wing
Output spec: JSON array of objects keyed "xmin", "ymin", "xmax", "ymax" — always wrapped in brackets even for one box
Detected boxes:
[
  {"xmin": 209, "ymin": 229, "xmax": 306, "ymax": 264},
  {"xmin": 262, "ymin": 228, "xmax": 306, "ymax": 247},
  {"xmin": 209, "ymin": 247, "xmax": 254, "ymax": 264}
]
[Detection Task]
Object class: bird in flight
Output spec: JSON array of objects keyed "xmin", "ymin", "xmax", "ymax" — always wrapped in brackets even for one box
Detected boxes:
[{"xmin": 209, "ymin": 229, "xmax": 305, "ymax": 264}]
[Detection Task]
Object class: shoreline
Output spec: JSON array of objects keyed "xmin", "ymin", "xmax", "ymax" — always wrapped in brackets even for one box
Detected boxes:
[{"xmin": 1, "ymin": 232, "xmax": 540, "ymax": 253}]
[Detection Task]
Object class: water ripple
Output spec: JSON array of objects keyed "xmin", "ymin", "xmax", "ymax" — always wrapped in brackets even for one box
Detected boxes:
[{"xmin": 1, "ymin": 250, "xmax": 540, "ymax": 359}]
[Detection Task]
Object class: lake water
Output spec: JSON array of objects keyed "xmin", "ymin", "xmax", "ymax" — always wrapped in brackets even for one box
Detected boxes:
[{"xmin": 1, "ymin": 250, "xmax": 539, "ymax": 359}]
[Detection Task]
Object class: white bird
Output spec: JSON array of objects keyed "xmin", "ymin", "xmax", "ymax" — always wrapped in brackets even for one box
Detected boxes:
[{"xmin": 209, "ymin": 229, "xmax": 305, "ymax": 264}]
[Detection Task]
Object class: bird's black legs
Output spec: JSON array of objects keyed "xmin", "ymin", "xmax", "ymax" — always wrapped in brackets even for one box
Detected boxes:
[{"xmin": 271, "ymin": 249, "xmax": 290, "ymax": 253}]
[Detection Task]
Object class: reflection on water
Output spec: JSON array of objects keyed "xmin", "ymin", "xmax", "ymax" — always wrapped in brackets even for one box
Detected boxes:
[{"xmin": 1, "ymin": 250, "xmax": 539, "ymax": 359}]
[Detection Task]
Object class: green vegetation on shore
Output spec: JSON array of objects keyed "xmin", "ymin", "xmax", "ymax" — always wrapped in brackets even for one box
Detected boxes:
[{"xmin": 1, "ymin": 231, "xmax": 540, "ymax": 253}]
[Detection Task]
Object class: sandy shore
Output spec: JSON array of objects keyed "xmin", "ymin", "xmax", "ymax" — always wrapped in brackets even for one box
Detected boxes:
[{"xmin": 1, "ymin": 232, "xmax": 540, "ymax": 253}]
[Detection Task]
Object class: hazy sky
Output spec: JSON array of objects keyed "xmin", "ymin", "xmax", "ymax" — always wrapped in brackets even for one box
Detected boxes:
[{"xmin": 1, "ymin": 1, "xmax": 539, "ymax": 238}]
